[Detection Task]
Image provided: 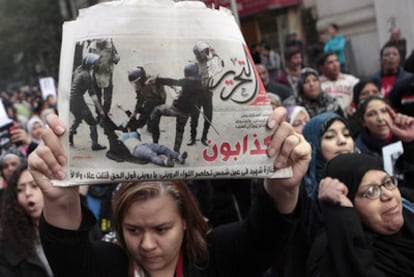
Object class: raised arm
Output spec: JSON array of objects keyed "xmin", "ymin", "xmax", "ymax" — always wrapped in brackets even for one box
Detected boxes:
[
  {"xmin": 264, "ymin": 106, "xmax": 311, "ymax": 214},
  {"xmin": 386, "ymin": 105, "xmax": 414, "ymax": 142},
  {"xmin": 28, "ymin": 114, "xmax": 81, "ymax": 230}
]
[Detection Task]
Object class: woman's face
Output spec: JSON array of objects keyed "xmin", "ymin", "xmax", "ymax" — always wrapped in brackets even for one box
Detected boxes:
[
  {"xmin": 303, "ymin": 74, "xmax": 321, "ymax": 99},
  {"xmin": 291, "ymin": 111, "xmax": 309, "ymax": 134},
  {"xmin": 354, "ymin": 170, "xmax": 404, "ymax": 235},
  {"xmin": 362, "ymin": 99, "xmax": 391, "ymax": 139},
  {"xmin": 359, "ymin": 83, "xmax": 380, "ymax": 101},
  {"xmin": 31, "ymin": 122, "xmax": 44, "ymax": 140},
  {"xmin": 321, "ymin": 120, "xmax": 354, "ymax": 161},
  {"xmin": 122, "ymin": 193, "xmax": 186, "ymax": 275},
  {"xmin": 2, "ymin": 155, "xmax": 21, "ymax": 181},
  {"xmin": 17, "ymin": 170, "xmax": 44, "ymax": 222}
]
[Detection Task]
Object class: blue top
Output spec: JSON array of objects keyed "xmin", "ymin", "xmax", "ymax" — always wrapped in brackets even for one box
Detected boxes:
[{"xmin": 324, "ymin": 34, "xmax": 346, "ymax": 65}]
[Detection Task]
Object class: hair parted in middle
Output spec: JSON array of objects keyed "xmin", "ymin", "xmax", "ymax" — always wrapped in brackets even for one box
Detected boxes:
[{"xmin": 111, "ymin": 180, "xmax": 210, "ymax": 267}]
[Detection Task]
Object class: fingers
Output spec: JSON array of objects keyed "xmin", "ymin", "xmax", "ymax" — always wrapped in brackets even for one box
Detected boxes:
[
  {"xmin": 267, "ymin": 120, "xmax": 310, "ymax": 169},
  {"xmin": 288, "ymin": 133, "xmax": 311, "ymax": 165},
  {"xmin": 267, "ymin": 121, "xmax": 292, "ymax": 158},
  {"xmin": 318, "ymin": 177, "xmax": 352, "ymax": 207},
  {"xmin": 46, "ymin": 113, "xmax": 66, "ymax": 136},
  {"xmin": 29, "ymin": 145, "xmax": 65, "ymax": 180},
  {"xmin": 41, "ymin": 127, "xmax": 67, "ymax": 168},
  {"xmin": 386, "ymin": 104, "xmax": 396, "ymax": 120},
  {"xmin": 394, "ymin": 113, "xmax": 414, "ymax": 128},
  {"xmin": 267, "ymin": 106, "xmax": 287, "ymax": 129}
]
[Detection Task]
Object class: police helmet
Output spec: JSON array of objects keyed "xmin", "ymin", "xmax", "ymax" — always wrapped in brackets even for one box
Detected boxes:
[
  {"xmin": 184, "ymin": 63, "xmax": 199, "ymax": 79},
  {"xmin": 82, "ymin": 53, "xmax": 100, "ymax": 68},
  {"xmin": 128, "ymin": 66, "xmax": 147, "ymax": 83},
  {"xmin": 193, "ymin": 41, "xmax": 210, "ymax": 56}
]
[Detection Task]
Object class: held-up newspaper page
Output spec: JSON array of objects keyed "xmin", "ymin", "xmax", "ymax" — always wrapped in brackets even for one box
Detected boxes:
[{"xmin": 56, "ymin": 0, "xmax": 292, "ymax": 186}]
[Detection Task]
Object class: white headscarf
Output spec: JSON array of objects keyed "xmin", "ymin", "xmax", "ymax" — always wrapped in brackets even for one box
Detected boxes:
[
  {"xmin": 26, "ymin": 117, "xmax": 45, "ymax": 144},
  {"xmin": 287, "ymin": 105, "xmax": 310, "ymax": 125}
]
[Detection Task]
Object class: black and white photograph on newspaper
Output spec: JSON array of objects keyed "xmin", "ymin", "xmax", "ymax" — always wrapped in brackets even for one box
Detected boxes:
[{"xmin": 57, "ymin": 1, "xmax": 292, "ymax": 186}]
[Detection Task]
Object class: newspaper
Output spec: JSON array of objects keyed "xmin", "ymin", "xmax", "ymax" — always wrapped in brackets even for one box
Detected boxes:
[{"xmin": 56, "ymin": 0, "xmax": 292, "ymax": 186}]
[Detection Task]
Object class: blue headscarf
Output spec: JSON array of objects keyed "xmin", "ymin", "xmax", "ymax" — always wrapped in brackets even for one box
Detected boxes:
[
  {"xmin": 302, "ymin": 112, "xmax": 349, "ymax": 197},
  {"xmin": 301, "ymin": 112, "xmax": 350, "ymax": 243}
]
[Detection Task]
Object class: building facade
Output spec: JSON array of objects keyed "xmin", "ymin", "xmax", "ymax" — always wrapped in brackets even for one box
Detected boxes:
[{"xmin": 313, "ymin": 0, "xmax": 414, "ymax": 78}]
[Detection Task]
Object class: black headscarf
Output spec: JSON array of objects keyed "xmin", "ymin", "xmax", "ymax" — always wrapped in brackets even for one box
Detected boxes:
[
  {"xmin": 352, "ymin": 79, "xmax": 380, "ymax": 106},
  {"xmin": 323, "ymin": 153, "xmax": 382, "ymax": 201},
  {"xmin": 324, "ymin": 153, "xmax": 414, "ymax": 275}
]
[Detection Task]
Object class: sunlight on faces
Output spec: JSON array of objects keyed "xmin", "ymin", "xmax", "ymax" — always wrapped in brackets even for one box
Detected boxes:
[
  {"xmin": 354, "ymin": 170, "xmax": 404, "ymax": 235},
  {"xmin": 122, "ymin": 193, "xmax": 186, "ymax": 275},
  {"xmin": 16, "ymin": 170, "xmax": 44, "ymax": 222},
  {"xmin": 303, "ymin": 74, "xmax": 321, "ymax": 99},
  {"xmin": 321, "ymin": 120, "xmax": 354, "ymax": 161},
  {"xmin": 362, "ymin": 99, "xmax": 391, "ymax": 139}
]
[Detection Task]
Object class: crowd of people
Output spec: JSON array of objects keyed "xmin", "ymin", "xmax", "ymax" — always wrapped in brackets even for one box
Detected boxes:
[{"xmin": 0, "ymin": 21, "xmax": 414, "ymax": 277}]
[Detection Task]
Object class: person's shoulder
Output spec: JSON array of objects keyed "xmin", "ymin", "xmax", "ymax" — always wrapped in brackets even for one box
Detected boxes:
[
  {"xmin": 371, "ymin": 70, "xmax": 381, "ymax": 80},
  {"xmin": 269, "ymin": 80, "xmax": 291, "ymax": 90},
  {"xmin": 394, "ymin": 74, "xmax": 414, "ymax": 88},
  {"xmin": 399, "ymin": 68, "xmax": 413, "ymax": 80},
  {"xmin": 319, "ymin": 74, "xmax": 329, "ymax": 82},
  {"xmin": 340, "ymin": 73, "xmax": 359, "ymax": 83}
]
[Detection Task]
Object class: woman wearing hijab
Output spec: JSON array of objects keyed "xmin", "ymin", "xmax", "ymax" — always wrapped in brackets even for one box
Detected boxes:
[
  {"xmin": 26, "ymin": 118, "xmax": 45, "ymax": 145},
  {"xmin": 301, "ymin": 112, "xmax": 354, "ymax": 235},
  {"xmin": 284, "ymin": 67, "xmax": 343, "ymax": 118},
  {"xmin": 286, "ymin": 105, "xmax": 309, "ymax": 134},
  {"xmin": 269, "ymin": 112, "xmax": 354, "ymax": 277},
  {"xmin": 308, "ymin": 153, "xmax": 414, "ymax": 276}
]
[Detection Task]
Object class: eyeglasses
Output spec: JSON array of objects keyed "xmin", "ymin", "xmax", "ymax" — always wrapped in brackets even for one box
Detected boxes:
[{"xmin": 361, "ymin": 176, "xmax": 398, "ymax": 200}]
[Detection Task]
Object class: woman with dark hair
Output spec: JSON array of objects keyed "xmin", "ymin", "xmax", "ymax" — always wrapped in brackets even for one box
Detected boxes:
[
  {"xmin": 0, "ymin": 163, "xmax": 53, "ymax": 276},
  {"xmin": 29, "ymin": 109, "xmax": 311, "ymax": 277},
  {"xmin": 348, "ymin": 79, "xmax": 381, "ymax": 136},
  {"xmin": 308, "ymin": 153, "xmax": 414, "ymax": 276},
  {"xmin": 355, "ymin": 96, "xmax": 400, "ymax": 158}
]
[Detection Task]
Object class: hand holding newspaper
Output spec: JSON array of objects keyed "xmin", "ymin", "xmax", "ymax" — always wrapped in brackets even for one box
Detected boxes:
[{"xmin": 55, "ymin": 0, "xmax": 292, "ymax": 186}]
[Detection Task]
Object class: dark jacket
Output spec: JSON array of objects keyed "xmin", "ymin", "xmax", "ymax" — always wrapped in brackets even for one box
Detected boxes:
[
  {"xmin": 307, "ymin": 188, "xmax": 414, "ymax": 277},
  {"xmin": 371, "ymin": 67, "xmax": 412, "ymax": 96},
  {"xmin": 265, "ymin": 81, "xmax": 293, "ymax": 101},
  {"xmin": 156, "ymin": 77, "xmax": 203, "ymax": 114},
  {"xmin": 0, "ymin": 241, "xmax": 51, "ymax": 277},
  {"xmin": 389, "ymin": 75, "xmax": 414, "ymax": 117},
  {"xmin": 39, "ymin": 185, "xmax": 300, "ymax": 277}
]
